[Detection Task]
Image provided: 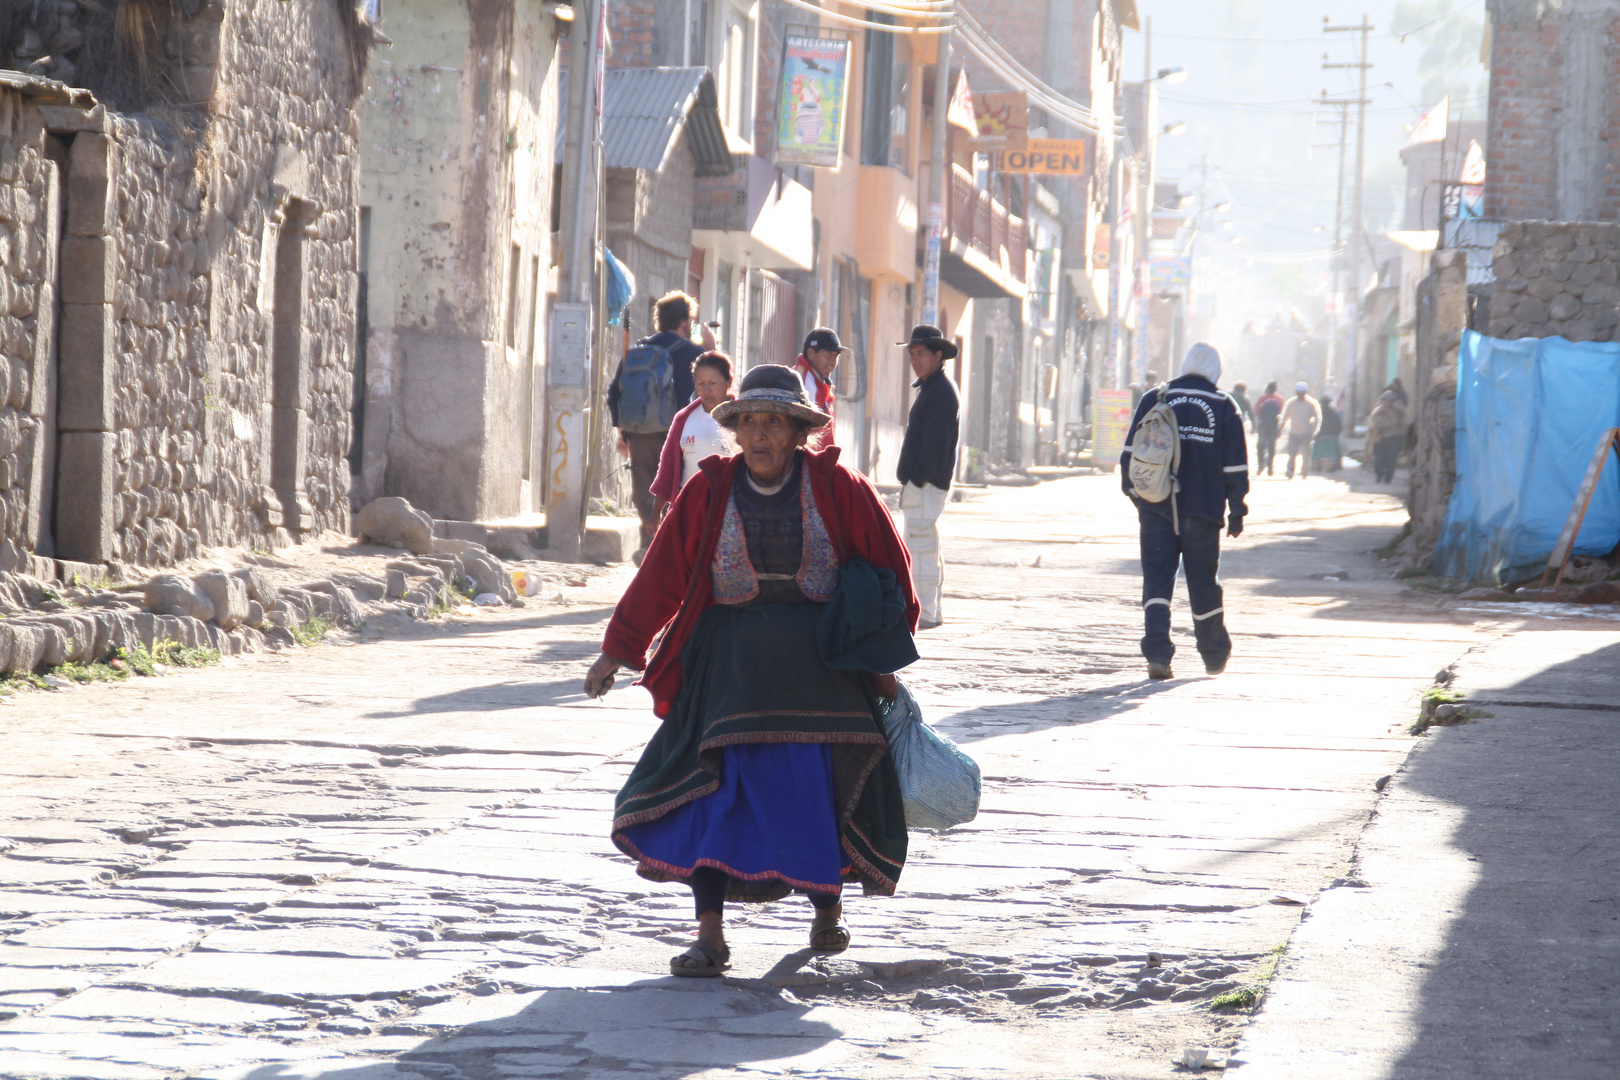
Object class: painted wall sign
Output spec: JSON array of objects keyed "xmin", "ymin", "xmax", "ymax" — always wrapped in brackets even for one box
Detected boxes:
[
  {"xmin": 775, "ymin": 36, "xmax": 851, "ymax": 168},
  {"xmin": 1001, "ymin": 138, "xmax": 1088, "ymax": 176},
  {"xmin": 968, "ymin": 91, "xmax": 1027, "ymax": 151}
]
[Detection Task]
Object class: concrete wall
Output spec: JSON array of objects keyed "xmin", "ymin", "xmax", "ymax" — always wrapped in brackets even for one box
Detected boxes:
[
  {"xmin": 359, "ymin": 0, "xmax": 561, "ymax": 523},
  {"xmin": 1485, "ymin": 0, "xmax": 1620, "ymax": 222},
  {"xmin": 1486, "ymin": 221, "xmax": 1620, "ymax": 341},
  {"xmin": 2, "ymin": 0, "xmax": 368, "ymax": 573}
]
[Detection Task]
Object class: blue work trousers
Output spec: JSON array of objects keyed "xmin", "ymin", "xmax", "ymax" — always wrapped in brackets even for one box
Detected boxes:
[{"xmin": 1138, "ymin": 509, "xmax": 1231, "ymax": 667}]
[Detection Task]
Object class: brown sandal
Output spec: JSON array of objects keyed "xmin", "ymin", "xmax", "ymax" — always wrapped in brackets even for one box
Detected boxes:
[
  {"xmin": 670, "ymin": 942, "xmax": 730, "ymax": 977},
  {"xmin": 810, "ymin": 915, "xmax": 850, "ymax": 953}
]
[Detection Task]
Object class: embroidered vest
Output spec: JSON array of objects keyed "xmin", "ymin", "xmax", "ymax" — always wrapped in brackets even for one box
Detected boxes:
[{"xmin": 711, "ymin": 471, "xmax": 839, "ymax": 604}]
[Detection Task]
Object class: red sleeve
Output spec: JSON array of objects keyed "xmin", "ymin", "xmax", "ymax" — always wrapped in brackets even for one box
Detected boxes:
[
  {"xmin": 602, "ymin": 470, "xmax": 711, "ymax": 669},
  {"xmin": 649, "ymin": 404, "xmax": 692, "ymax": 503}
]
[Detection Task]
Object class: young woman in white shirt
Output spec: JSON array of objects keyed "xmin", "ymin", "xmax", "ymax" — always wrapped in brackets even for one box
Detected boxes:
[{"xmin": 651, "ymin": 351, "xmax": 735, "ymax": 520}]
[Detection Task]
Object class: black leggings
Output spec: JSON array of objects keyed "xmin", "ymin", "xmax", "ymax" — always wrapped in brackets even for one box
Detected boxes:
[{"xmin": 690, "ymin": 866, "xmax": 841, "ymax": 918}]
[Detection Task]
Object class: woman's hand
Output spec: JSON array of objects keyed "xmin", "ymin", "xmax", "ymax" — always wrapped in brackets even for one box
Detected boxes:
[
  {"xmin": 584, "ymin": 653, "xmax": 623, "ymax": 699},
  {"xmin": 870, "ymin": 672, "xmax": 899, "ymax": 699}
]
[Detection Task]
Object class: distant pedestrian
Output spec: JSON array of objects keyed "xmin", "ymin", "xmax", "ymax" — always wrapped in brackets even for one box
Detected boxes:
[
  {"xmin": 1119, "ymin": 342, "xmax": 1249, "ymax": 680},
  {"xmin": 895, "ymin": 325, "xmax": 960, "ymax": 630},
  {"xmin": 650, "ymin": 351, "xmax": 734, "ymax": 520},
  {"xmin": 1312, "ymin": 399, "xmax": 1343, "ymax": 472},
  {"xmin": 1366, "ymin": 391, "xmax": 1406, "ymax": 483},
  {"xmin": 1254, "ymin": 381, "xmax": 1285, "ymax": 475},
  {"xmin": 1280, "ymin": 383, "xmax": 1321, "ymax": 479},
  {"xmin": 1132, "ymin": 370, "xmax": 1162, "ymax": 410},
  {"xmin": 608, "ymin": 291, "xmax": 706, "ymax": 559},
  {"xmin": 794, "ymin": 328, "xmax": 847, "ymax": 451},
  {"xmin": 1229, "ymin": 382, "xmax": 1255, "ymax": 430}
]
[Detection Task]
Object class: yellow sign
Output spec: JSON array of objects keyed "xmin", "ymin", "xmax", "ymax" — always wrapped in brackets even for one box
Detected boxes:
[{"xmin": 1002, "ymin": 139, "xmax": 1088, "ymax": 176}]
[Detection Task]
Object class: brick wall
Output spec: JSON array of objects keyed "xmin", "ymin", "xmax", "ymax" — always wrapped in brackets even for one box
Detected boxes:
[
  {"xmin": 1486, "ymin": 3, "xmax": 1620, "ymax": 222},
  {"xmin": 608, "ymin": 0, "xmax": 657, "ymax": 68}
]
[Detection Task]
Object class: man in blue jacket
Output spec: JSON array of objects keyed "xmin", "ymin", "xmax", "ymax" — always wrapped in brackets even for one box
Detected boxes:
[{"xmin": 1119, "ymin": 343, "xmax": 1250, "ymax": 680}]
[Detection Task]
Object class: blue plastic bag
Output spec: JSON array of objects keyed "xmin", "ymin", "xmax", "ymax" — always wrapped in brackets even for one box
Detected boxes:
[{"xmin": 881, "ymin": 681, "xmax": 981, "ymax": 831}]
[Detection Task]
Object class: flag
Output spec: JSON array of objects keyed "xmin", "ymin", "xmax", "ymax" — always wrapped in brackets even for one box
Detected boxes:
[
  {"xmin": 1459, "ymin": 138, "xmax": 1486, "ymax": 186},
  {"xmin": 947, "ymin": 69, "xmax": 976, "ymax": 134},
  {"xmin": 1406, "ymin": 96, "xmax": 1448, "ymax": 145}
]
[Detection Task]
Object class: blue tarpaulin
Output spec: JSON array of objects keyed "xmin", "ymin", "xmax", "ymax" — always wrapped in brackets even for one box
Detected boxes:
[
  {"xmin": 1432, "ymin": 331, "xmax": 1620, "ymax": 583},
  {"xmin": 603, "ymin": 247, "xmax": 636, "ymax": 326}
]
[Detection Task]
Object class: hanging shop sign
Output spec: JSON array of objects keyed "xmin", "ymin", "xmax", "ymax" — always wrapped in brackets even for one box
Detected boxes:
[
  {"xmin": 1091, "ymin": 388, "xmax": 1135, "ymax": 463},
  {"xmin": 968, "ymin": 91, "xmax": 1028, "ymax": 151},
  {"xmin": 1001, "ymin": 138, "xmax": 1088, "ymax": 176},
  {"xmin": 776, "ymin": 36, "xmax": 851, "ymax": 168},
  {"xmin": 1092, "ymin": 222, "xmax": 1111, "ymax": 269},
  {"xmin": 946, "ymin": 68, "xmax": 977, "ymax": 135},
  {"xmin": 1150, "ymin": 255, "xmax": 1192, "ymax": 293}
]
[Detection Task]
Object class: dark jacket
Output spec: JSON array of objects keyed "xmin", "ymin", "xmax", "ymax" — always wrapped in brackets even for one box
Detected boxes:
[
  {"xmin": 896, "ymin": 369, "xmax": 960, "ymax": 491},
  {"xmin": 606, "ymin": 330, "xmax": 702, "ymax": 430},
  {"xmin": 1119, "ymin": 374, "xmax": 1250, "ymax": 527},
  {"xmin": 1229, "ymin": 388, "xmax": 1255, "ymax": 426}
]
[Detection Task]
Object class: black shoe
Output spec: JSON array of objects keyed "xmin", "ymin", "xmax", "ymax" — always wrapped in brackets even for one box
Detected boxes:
[
  {"xmin": 1204, "ymin": 656, "xmax": 1229, "ymax": 676},
  {"xmin": 1147, "ymin": 661, "xmax": 1173, "ymax": 680}
]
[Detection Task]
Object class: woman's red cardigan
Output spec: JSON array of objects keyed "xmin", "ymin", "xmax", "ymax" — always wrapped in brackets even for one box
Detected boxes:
[{"xmin": 601, "ymin": 446, "xmax": 919, "ymax": 718}]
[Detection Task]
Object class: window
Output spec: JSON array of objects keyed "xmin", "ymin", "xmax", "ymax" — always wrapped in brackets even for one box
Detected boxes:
[
  {"xmin": 687, "ymin": 0, "xmax": 710, "ymax": 66},
  {"xmin": 861, "ymin": 18, "xmax": 910, "ymax": 170},
  {"xmin": 718, "ymin": 1, "xmax": 756, "ymax": 138}
]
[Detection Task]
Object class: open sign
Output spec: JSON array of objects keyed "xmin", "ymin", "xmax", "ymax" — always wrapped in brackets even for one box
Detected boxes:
[{"xmin": 1001, "ymin": 139, "xmax": 1088, "ymax": 176}]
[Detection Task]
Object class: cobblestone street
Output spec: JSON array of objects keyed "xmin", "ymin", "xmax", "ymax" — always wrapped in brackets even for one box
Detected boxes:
[{"xmin": 0, "ymin": 472, "xmax": 1505, "ymax": 1080}]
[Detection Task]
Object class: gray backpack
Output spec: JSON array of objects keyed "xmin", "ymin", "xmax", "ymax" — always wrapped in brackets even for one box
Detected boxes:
[{"xmin": 1128, "ymin": 385, "xmax": 1182, "ymax": 530}]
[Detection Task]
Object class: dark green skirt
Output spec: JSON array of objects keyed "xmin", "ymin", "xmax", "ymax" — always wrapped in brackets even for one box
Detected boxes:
[{"xmin": 612, "ymin": 601, "xmax": 908, "ymax": 902}]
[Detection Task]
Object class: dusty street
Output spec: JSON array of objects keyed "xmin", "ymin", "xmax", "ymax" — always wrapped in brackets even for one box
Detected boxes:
[{"xmin": 0, "ymin": 470, "xmax": 1507, "ymax": 1080}]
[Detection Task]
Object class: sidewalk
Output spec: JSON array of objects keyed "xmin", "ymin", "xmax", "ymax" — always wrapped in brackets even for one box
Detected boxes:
[{"xmin": 1233, "ymin": 623, "xmax": 1620, "ymax": 1079}]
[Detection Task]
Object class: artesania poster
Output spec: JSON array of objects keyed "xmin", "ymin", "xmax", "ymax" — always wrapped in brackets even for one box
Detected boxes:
[{"xmin": 776, "ymin": 35, "xmax": 850, "ymax": 168}]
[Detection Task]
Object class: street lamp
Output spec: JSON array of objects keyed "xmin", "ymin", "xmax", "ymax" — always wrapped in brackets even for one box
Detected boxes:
[
  {"xmin": 1155, "ymin": 65, "xmax": 1188, "ymax": 85},
  {"xmin": 1160, "ymin": 120, "xmax": 1188, "ymax": 139}
]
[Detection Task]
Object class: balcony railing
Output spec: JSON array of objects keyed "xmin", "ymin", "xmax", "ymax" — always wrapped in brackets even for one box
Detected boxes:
[{"xmin": 947, "ymin": 164, "xmax": 1026, "ymax": 285}]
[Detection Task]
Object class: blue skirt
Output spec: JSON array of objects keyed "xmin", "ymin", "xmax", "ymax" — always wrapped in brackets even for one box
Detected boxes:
[{"xmin": 619, "ymin": 743, "xmax": 846, "ymax": 895}]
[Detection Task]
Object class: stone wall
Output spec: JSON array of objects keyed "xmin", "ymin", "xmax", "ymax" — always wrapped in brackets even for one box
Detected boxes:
[
  {"xmin": 1485, "ymin": 221, "xmax": 1620, "ymax": 341},
  {"xmin": 0, "ymin": 89, "xmax": 59, "ymax": 575},
  {"xmin": 0, "ymin": 0, "xmax": 369, "ymax": 575},
  {"xmin": 1408, "ymin": 250, "xmax": 1469, "ymax": 565}
]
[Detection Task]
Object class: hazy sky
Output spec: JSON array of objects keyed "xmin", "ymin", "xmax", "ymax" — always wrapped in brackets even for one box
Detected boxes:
[{"xmin": 1116, "ymin": 0, "xmax": 1487, "ymax": 325}]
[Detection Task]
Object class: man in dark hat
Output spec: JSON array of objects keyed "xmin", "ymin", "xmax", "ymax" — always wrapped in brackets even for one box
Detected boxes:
[
  {"xmin": 895, "ymin": 325, "xmax": 960, "ymax": 629},
  {"xmin": 794, "ymin": 328, "xmax": 848, "ymax": 450}
]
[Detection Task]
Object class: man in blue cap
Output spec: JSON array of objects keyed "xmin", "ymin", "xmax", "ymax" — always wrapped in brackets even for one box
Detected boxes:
[{"xmin": 1119, "ymin": 342, "xmax": 1249, "ymax": 680}]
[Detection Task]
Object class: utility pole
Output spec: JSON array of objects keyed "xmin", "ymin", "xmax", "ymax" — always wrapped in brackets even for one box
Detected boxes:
[
  {"xmin": 1313, "ymin": 94, "xmax": 1354, "ymax": 383},
  {"xmin": 1324, "ymin": 13, "xmax": 1372, "ymax": 413},
  {"xmin": 922, "ymin": 26, "xmax": 954, "ymax": 328},
  {"xmin": 547, "ymin": 0, "xmax": 604, "ymax": 561},
  {"xmin": 1136, "ymin": 16, "xmax": 1153, "ymax": 384}
]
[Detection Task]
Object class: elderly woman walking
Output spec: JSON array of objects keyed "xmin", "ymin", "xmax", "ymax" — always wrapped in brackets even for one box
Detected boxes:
[{"xmin": 583, "ymin": 365, "xmax": 917, "ymax": 978}]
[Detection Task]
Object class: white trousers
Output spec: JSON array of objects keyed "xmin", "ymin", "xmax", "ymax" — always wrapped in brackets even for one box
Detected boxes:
[{"xmin": 900, "ymin": 482, "xmax": 948, "ymax": 624}]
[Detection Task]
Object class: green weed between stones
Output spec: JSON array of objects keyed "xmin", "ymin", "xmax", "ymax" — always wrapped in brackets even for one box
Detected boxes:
[
  {"xmin": 1411, "ymin": 686, "xmax": 1493, "ymax": 735},
  {"xmin": 1209, "ymin": 943, "xmax": 1286, "ymax": 1013},
  {"xmin": 289, "ymin": 616, "xmax": 333, "ymax": 646},
  {"xmin": 0, "ymin": 642, "xmax": 221, "ymax": 695}
]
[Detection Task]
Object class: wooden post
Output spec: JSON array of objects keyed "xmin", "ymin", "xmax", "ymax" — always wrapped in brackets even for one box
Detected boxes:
[{"xmin": 1543, "ymin": 427, "xmax": 1620, "ymax": 588}]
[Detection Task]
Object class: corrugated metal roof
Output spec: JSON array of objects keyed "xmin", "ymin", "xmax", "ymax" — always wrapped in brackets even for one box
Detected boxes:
[{"xmin": 557, "ymin": 67, "xmax": 732, "ymax": 176}]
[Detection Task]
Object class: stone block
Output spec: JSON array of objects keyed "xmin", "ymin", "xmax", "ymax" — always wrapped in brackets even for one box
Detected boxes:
[
  {"xmin": 434, "ymin": 520, "xmax": 489, "ymax": 546},
  {"xmin": 1550, "ymin": 294, "xmax": 1582, "ymax": 320},
  {"xmin": 581, "ymin": 517, "xmax": 641, "ymax": 564},
  {"xmin": 193, "ymin": 571, "xmax": 249, "ymax": 629},
  {"xmin": 458, "ymin": 546, "xmax": 516, "ymax": 603},
  {"xmin": 1515, "ymin": 296, "xmax": 1550, "ymax": 324},
  {"xmin": 230, "ymin": 566, "xmax": 279, "ymax": 606},
  {"xmin": 38, "ymin": 614, "xmax": 94, "ymax": 663},
  {"xmin": 1527, "ymin": 277, "xmax": 1557, "ymax": 301},
  {"xmin": 357, "ymin": 497, "xmax": 435, "ymax": 554},
  {"xmin": 385, "ymin": 569, "xmax": 407, "ymax": 599},
  {"xmin": 65, "ymin": 132, "xmax": 112, "ymax": 237},
  {"xmin": 331, "ymin": 572, "xmax": 385, "ymax": 602},
  {"xmin": 55, "ymin": 303, "xmax": 114, "ymax": 431},
  {"xmin": 53, "ymin": 431, "xmax": 117, "ymax": 563},
  {"xmin": 3, "ymin": 623, "xmax": 46, "ymax": 673},
  {"xmin": 144, "ymin": 575, "xmax": 215, "ymax": 622},
  {"xmin": 59, "ymin": 235, "xmax": 115, "ymax": 305}
]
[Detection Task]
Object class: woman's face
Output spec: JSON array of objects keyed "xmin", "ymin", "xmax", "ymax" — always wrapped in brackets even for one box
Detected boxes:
[
  {"xmin": 694, "ymin": 365, "xmax": 732, "ymax": 412},
  {"xmin": 735, "ymin": 412, "xmax": 805, "ymax": 485}
]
